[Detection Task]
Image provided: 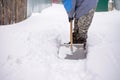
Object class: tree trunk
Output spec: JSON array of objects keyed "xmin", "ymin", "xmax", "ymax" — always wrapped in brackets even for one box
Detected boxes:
[{"xmin": 0, "ymin": 0, "xmax": 27, "ymax": 25}]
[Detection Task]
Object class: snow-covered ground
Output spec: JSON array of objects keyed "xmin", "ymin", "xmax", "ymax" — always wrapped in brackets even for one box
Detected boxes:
[{"xmin": 0, "ymin": 4, "xmax": 120, "ymax": 80}]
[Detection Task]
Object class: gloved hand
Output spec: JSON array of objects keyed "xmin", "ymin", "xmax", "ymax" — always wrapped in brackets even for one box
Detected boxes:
[{"xmin": 69, "ymin": 17, "xmax": 73, "ymax": 22}]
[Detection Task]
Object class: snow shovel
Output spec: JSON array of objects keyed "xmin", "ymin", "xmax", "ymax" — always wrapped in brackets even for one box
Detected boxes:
[{"xmin": 58, "ymin": 21, "xmax": 87, "ymax": 60}]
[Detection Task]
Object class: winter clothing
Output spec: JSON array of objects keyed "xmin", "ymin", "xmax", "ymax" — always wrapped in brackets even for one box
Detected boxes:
[
  {"xmin": 73, "ymin": 8, "xmax": 95, "ymax": 44},
  {"xmin": 63, "ymin": 0, "xmax": 98, "ymax": 44},
  {"xmin": 63, "ymin": 0, "xmax": 98, "ymax": 19}
]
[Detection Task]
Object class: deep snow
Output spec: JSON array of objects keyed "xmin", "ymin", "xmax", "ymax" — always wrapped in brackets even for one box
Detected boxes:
[{"xmin": 0, "ymin": 4, "xmax": 120, "ymax": 80}]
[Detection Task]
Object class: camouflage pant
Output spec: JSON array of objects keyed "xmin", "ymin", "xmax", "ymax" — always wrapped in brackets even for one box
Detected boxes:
[{"xmin": 73, "ymin": 8, "xmax": 95, "ymax": 43}]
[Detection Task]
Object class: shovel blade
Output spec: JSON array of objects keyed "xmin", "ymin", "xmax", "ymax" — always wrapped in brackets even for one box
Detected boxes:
[
  {"xmin": 65, "ymin": 48, "xmax": 87, "ymax": 60},
  {"xmin": 58, "ymin": 43, "xmax": 87, "ymax": 60}
]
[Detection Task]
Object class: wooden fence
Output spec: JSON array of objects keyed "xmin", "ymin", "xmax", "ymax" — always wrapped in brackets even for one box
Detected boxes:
[{"xmin": 0, "ymin": 0, "xmax": 27, "ymax": 25}]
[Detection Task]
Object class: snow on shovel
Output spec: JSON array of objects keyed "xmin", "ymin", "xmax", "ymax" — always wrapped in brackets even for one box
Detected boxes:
[{"xmin": 57, "ymin": 21, "xmax": 87, "ymax": 60}]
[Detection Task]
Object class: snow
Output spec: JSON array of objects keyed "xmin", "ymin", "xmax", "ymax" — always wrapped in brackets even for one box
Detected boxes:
[{"xmin": 0, "ymin": 4, "xmax": 120, "ymax": 80}]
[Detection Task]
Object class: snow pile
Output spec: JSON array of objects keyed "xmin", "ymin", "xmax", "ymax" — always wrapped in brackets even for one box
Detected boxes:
[{"xmin": 0, "ymin": 4, "xmax": 120, "ymax": 80}]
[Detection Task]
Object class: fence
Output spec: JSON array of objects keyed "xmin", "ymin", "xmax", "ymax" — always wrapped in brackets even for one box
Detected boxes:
[{"xmin": 96, "ymin": 0, "xmax": 108, "ymax": 12}]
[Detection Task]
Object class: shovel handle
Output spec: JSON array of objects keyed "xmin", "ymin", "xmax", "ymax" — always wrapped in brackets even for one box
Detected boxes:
[{"xmin": 70, "ymin": 21, "xmax": 73, "ymax": 48}]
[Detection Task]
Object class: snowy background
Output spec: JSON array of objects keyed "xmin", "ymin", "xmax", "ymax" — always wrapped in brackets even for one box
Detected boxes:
[{"xmin": 0, "ymin": 4, "xmax": 120, "ymax": 80}]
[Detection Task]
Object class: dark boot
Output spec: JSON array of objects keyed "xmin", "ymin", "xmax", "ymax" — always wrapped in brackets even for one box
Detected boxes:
[
  {"xmin": 73, "ymin": 32, "xmax": 78, "ymax": 43},
  {"xmin": 73, "ymin": 32, "xmax": 87, "ymax": 44},
  {"xmin": 77, "ymin": 37, "xmax": 86, "ymax": 44},
  {"xmin": 76, "ymin": 33, "xmax": 87, "ymax": 49}
]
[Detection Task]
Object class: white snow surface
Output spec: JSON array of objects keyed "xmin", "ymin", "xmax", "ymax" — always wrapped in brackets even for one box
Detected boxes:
[{"xmin": 0, "ymin": 4, "xmax": 120, "ymax": 80}]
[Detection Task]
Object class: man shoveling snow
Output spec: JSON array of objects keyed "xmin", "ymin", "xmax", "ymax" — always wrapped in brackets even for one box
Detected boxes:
[{"xmin": 58, "ymin": 0, "xmax": 98, "ymax": 60}]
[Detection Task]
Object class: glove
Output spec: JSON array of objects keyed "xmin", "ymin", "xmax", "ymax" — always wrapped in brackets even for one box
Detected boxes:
[{"xmin": 69, "ymin": 17, "xmax": 73, "ymax": 22}]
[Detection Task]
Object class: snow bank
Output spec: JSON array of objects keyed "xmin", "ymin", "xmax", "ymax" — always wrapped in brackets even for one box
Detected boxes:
[{"xmin": 0, "ymin": 4, "xmax": 120, "ymax": 80}]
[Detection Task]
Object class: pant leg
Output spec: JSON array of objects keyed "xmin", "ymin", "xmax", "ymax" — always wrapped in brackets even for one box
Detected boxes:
[
  {"xmin": 74, "ymin": 19, "xmax": 79, "ymax": 33},
  {"xmin": 72, "ymin": 19, "xmax": 79, "ymax": 43},
  {"xmin": 76, "ymin": 8, "xmax": 96, "ymax": 43}
]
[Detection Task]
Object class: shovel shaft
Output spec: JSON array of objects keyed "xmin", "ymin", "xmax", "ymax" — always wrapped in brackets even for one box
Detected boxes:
[{"xmin": 70, "ymin": 21, "xmax": 73, "ymax": 49}]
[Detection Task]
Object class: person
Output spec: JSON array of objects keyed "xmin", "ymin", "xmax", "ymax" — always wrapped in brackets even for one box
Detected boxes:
[{"xmin": 62, "ymin": 0, "xmax": 98, "ymax": 47}]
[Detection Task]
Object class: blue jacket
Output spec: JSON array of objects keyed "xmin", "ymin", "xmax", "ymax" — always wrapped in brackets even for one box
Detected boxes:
[{"xmin": 63, "ymin": 0, "xmax": 98, "ymax": 19}]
